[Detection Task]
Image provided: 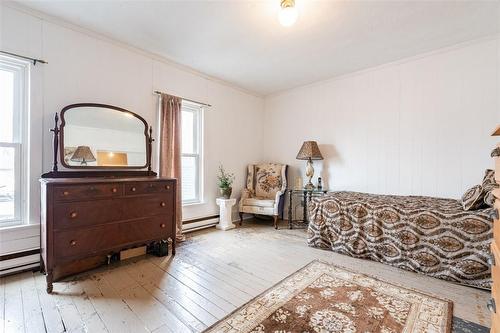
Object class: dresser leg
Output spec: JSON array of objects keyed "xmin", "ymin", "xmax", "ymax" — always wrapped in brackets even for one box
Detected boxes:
[
  {"xmin": 46, "ymin": 270, "xmax": 53, "ymax": 294},
  {"xmin": 172, "ymin": 239, "xmax": 176, "ymax": 255}
]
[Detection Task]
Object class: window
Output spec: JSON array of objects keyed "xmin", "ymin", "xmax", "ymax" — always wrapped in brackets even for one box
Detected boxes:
[
  {"xmin": 0, "ymin": 55, "xmax": 29, "ymax": 227},
  {"xmin": 181, "ymin": 101, "xmax": 203, "ymax": 204}
]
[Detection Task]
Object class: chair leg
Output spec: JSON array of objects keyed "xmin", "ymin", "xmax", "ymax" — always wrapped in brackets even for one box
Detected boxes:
[
  {"xmin": 273, "ymin": 215, "xmax": 278, "ymax": 229},
  {"xmin": 239, "ymin": 212, "xmax": 243, "ymax": 226}
]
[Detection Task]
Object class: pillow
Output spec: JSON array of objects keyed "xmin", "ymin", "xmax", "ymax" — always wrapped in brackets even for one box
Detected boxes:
[
  {"xmin": 482, "ymin": 169, "xmax": 498, "ymax": 207},
  {"xmin": 460, "ymin": 185, "xmax": 485, "ymax": 210},
  {"xmin": 254, "ymin": 163, "xmax": 283, "ymax": 199},
  {"xmin": 484, "ymin": 191, "xmax": 495, "ymax": 207},
  {"xmin": 482, "ymin": 169, "xmax": 496, "ymax": 187}
]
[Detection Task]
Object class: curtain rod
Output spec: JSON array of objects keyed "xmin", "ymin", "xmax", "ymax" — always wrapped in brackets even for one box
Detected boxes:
[
  {"xmin": 0, "ymin": 50, "xmax": 47, "ymax": 65},
  {"xmin": 154, "ymin": 90, "xmax": 211, "ymax": 107}
]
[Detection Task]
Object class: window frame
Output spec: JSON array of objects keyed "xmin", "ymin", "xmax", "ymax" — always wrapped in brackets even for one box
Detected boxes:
[
  {"xmin": 181, "ymin": 101, "xmax": 203, "ymax": 205},
  {"xmin": 0, "ymin": 55, "xmax": 30, "ymax": 228}
]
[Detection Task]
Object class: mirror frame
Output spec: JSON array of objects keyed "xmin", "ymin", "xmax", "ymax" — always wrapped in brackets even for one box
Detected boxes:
[{"xmin": 59, "ymin": 103, "xmax": 150, "ymax": 170}]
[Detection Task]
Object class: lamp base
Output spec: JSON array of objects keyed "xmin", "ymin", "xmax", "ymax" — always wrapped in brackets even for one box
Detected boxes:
[{"xmin": 304, "ymin": 159, "xmax": 315, "ymax": 190}]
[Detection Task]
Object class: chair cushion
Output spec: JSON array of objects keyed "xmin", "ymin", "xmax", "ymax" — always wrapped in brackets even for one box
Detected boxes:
[
  {"xmin": 242, "ymin": 197, "xmax": 275, "ymax": 208},
  {"xmin": 254, "ymin": 163, "xmax": 283, "ymax": 199}
]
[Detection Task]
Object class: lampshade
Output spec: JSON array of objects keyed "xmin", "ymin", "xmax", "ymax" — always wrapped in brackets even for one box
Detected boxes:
[
  {"xmin": 296, "ymin": 141, "xmax": 323, "ymax": 160},
  {"xmin": 70, "ymin": 146, "xmax": 96, "ymax": 163}
]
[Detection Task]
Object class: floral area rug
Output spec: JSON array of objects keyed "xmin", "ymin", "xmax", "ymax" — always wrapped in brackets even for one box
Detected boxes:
[{"xmin": 205, "ymin": 260, "xmax": 452, "ymax": 333}]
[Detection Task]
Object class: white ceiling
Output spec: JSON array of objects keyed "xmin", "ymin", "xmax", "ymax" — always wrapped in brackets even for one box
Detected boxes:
[{"xmin": 17, "ymin": 0, "xmax": 500, "ymax": 96}]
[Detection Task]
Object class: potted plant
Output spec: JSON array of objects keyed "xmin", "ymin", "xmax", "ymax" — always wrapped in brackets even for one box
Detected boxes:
[{"xmin": 217, "ymin": 164, "xmax": 234, "ymax": 199}]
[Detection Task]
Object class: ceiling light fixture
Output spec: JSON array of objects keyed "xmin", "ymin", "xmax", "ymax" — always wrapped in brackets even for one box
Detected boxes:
[{"xmin": 279, "ymin": 0, "xmax": 298, "ymax": 27}]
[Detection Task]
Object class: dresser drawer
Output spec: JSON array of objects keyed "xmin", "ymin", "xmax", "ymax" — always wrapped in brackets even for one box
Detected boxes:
[
  {"xmin": 488, "ymin": 286, "xmax": 500, "ymax": 333},
  {"xmin": 123, "ymin": 194, "xmax": 174, "ymax": 219},
  {"xmin": 494, "ymin": 200, "xmax": 500, "ymax": 250},
  {"xmin": 495, "ymin": 145, "xmax": 500, "ymax": 183},
  {"xmin": 54, "ymin": 199, "xmax": 123, "ymax": 230},
  {"xmin": 492, "ymin": 316, "xmax": 498, "ymax": 333},
  {"xmin": 492, "ymin": 242, "xmax": 500, "ymax": 295},
  {"xmin": 124, "ymin": 181, "xmax": 174, "ymax": 195},
  {"xmin": 490, "ymin": 243, "xmax": 500, "ymax": 329},
  {"xmin": 54, "ymin": 183, "xmax": 123, "ymax": 202},
  {"xmin": 53, "ymin": 216, "xmax": 173, "ymax": 262},
  {"xmin": 54, "ymin": 194, "xmax": 173, "ymax": 230}
]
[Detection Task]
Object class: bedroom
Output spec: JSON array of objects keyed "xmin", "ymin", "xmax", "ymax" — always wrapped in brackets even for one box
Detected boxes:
[{"xmin": 0, "ymin": 1, "xmax": 499, "ymax": 332}]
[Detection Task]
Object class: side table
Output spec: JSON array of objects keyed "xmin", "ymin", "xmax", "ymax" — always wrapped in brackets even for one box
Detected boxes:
[
  {"xmin": 287, "ymin": 189, "xmax": 328, "ymax": 229},
  {"xmin": 216, "ymin": 198, "xmax": 237, "ymax": 231}
]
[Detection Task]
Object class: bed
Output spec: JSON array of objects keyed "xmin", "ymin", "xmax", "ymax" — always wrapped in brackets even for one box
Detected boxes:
[{"xmin": 307, "ymin": 191, "xmax": 493, "ymax": 289}]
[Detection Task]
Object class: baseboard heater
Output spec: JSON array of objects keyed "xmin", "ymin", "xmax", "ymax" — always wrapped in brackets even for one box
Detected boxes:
[
  {"xmin": 0, "ymin": 249, "xmax": 40, "ymax": 277},
  {"xmin": 183, "ymin": 215, "xmax": 220, "ymax": 232},
  {"xmin": 182, "ymin": 214, "xmax": 254, "ymax": 232}
]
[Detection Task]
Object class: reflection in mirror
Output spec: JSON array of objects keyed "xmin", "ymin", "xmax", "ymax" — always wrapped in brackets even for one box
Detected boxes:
[{"xmin": 62, "ymin": 106, "xmax": 147, "ymax": 168}]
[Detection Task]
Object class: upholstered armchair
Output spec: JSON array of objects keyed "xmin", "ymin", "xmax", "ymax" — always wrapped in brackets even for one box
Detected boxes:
[{"xmin": 239, "ymin": 163, "xmax": 288, "ymax": 229}]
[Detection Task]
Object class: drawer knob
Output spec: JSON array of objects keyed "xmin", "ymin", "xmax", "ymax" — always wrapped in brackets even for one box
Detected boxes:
[
  {"xmin": 149, "ymin": 184, "xmax": 154, "ymax": 188},
  {"xmin": 160, "ymin": 202, "xmax": 166, "ymax": 207},
  {"xmin": 490, "ymin": 209, "xmax": 499, "ymax": 220},
  {"xmin": 111, "ymin": 188, "xmax": 117, "ymax": 193},
  {"xmin": 160, "ymin": 223, "xmax": 166, "ymax": 228},
  {"xmin": 165, "ymin": 185, "xmax": 170, "ymax": 190},
  {"xmin": 487, "ymin": 298, "xmax": 496, "ymax": 314},
  {"xmin": 63, "ymin": 191, "xmax": 69, "ymax": 196},
  {"xmin": 70, "ymin": 240, "xmax": 77, "ymax": 247},
  {"xmin": 488, "ymin": 253, "xmax": 496, "ymax": 267},
  {"xmin": 131, "ymin": 187, "xmax": 136, "ymax": 192},
  {"xmin": 70, "ymin": 212, "xmax": 78, "ymax": 219}
]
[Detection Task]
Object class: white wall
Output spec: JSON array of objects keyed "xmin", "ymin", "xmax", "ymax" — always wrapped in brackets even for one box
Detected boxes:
[
  {"xmin": 0, "ymin": 4, "xmax": 264, "ymax": 255},
  {"xmin": 263, "ymin": 37, "xmax": 500, "ymax": 199}
]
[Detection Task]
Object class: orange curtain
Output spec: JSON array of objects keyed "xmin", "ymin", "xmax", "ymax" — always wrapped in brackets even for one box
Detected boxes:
[{"xmin": 159, "ymin": 94, "xmax": 185, "ymax": 241}]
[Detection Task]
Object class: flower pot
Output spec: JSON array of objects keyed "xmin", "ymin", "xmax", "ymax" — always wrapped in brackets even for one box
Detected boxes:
[{"xmin": 219, "ymin": 187, "xmax": 232, "ymax": 199}]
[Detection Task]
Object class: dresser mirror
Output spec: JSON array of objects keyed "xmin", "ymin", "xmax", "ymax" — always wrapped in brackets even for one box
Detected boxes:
[{"xmin": 59, "ymin": 103, "xmax": 149, "ymax": 169}]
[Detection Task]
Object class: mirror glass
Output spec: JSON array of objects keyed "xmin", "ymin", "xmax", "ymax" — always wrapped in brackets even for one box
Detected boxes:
[{"xmin": 62, "ymin": 105, "xmax": 147, "ymax": 168}]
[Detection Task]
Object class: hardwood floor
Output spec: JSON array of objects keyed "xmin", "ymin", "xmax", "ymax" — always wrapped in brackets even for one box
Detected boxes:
[{"xmin": 0, "ymin": 219, "xmax": 491, "ymax": 332}]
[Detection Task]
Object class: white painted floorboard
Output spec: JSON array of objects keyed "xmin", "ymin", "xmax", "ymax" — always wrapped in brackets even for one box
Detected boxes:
[{"xmin": 0, "ymin": 220, "xmax": 491, "ymax": 332}]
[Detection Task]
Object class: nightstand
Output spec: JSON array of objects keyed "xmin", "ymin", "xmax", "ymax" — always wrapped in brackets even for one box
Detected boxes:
[{"xmin": 287, "ymin": 188, "xmax": 328, "ymax": 229}]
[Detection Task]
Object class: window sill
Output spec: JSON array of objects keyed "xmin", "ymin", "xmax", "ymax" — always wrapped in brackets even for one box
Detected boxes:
[
  {"xmin": 0, "ymin": 223, "xmax": 39, "ymax": 233},
  {"xmin": 182, "ymin": 201, "xmax": 205, "ymax": 207}
]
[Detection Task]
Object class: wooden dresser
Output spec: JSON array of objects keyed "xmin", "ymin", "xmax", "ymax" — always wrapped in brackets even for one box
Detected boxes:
[{"xmin": 40, "ymin": 176, "xmax": 176, "ymax": 293}]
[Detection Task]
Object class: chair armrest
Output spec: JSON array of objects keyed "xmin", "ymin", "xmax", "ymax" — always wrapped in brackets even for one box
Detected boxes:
[
  {"xmin": 239, "ymin": 189, "xmax": 253, "ymax": 209},
  {"xmin": 273, "ymin": 190, "xmax": 285, "ymax": 215}
]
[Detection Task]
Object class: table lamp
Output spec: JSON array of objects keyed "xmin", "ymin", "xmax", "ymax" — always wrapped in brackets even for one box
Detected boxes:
[
  {"xmin": 296, "ymin": 141, "xmax": 323, "ymax": 189},
  {"xmin": 70, "ymin": 146, "xmax": 96, "ymax": 166}
]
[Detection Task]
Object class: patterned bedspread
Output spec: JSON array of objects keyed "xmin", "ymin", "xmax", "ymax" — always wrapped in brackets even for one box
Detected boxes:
[{"xmin": 307, "ymin": 191, "xmax": 493, "ymax": 289}]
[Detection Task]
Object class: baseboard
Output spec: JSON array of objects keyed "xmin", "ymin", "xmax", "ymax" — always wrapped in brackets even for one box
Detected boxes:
[
  {"xmin": 182, "ymin": 214, "xmax": 255, "ymax": 233},
  {"xmin": 183, "ymin": 217, "xmax": 219, "ymax": 232},
  {"xmin": 0, "ymin": 251, "xmax": 40, "ymax": 277}
]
